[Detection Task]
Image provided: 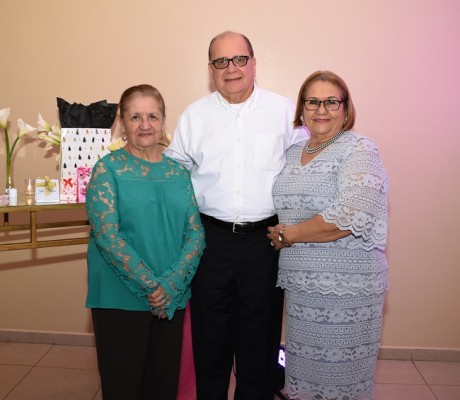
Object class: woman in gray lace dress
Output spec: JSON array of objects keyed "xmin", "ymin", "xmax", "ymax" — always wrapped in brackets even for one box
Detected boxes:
[{"xmin": 267, "ymin": 71, "xmax": 389, "ymax": 400}]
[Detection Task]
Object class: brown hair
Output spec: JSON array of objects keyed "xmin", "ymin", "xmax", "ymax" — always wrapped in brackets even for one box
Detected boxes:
[
  {"xmin": 118, "ymin": 84, "xmax": 166, "ymax": 119},
  {"xmin": 294, "ymin": 71, "xmax": 356, "ymax": 131},
  {"xmin": 208, "ymin": 31, "xmax": 254, "ymax": 61}
]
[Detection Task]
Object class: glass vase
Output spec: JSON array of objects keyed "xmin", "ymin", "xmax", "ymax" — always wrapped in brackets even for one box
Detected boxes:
[{"xmin": 5, "ymin": 159, "xmax": 13, "ymax": 194}]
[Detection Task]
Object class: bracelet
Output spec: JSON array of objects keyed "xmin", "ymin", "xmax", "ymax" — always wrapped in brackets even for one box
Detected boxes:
[{"xmin": 278, "ymin": 225, "xmax": 292, "ymax": 247}]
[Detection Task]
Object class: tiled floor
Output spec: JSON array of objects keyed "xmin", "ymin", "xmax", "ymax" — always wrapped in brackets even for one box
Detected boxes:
[{"xmin": 0, "ymin": 342, "xmax": 459, "ymax": 400}]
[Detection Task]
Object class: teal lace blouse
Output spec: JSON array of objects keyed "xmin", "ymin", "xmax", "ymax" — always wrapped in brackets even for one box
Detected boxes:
[{"xmin": 85, "ymin": 148, "xmax": 205, "ymax": 319}]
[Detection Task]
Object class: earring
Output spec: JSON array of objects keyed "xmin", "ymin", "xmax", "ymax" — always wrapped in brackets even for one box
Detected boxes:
[
  {"xmin": 122, "ymin": 133, "xmax": 127, "ymax": 141},
  {"xmin": 300, "ymin": 116, "xmax": 304, "ymax": 123},
  {"xmin": 160, "ymin": 130, "xmax": 165, "ymax": 140}
]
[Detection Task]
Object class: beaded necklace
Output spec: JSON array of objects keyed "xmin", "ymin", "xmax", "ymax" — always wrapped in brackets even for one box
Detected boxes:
[{"xmin": 304, "ymin": 130, "xmax": 345, "ymax": 154}]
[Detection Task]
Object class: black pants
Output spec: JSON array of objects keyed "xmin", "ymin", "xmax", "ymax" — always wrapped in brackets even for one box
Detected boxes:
[
  {"xmin": 91, "ymin": 308, "xmax": 185, "ymax": 400},
  {"xmin": 191, "ymin": 219, "xmax": 284, "ymax": 400}
]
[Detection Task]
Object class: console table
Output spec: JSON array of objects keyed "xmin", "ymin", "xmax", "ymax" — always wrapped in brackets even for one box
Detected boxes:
[{"xmin": 0, "ymin": 196, "xmax": 89, "ymax": 251}]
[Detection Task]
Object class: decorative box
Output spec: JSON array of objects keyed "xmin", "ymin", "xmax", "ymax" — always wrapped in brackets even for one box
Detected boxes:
[
  {"xmin": 77, "ymin": 167, "xmax": 92, "ymax": 203},
  {"xmin": 61, "ymin": 177, "xmax": 77, "ymax": 202},
  {"xmin": 35, "ymin": 177, "xmax": 60, "ymax": 203},
  {"xmin": 60, "ymin": 128, "xmax": 111, "ymax": 202}
]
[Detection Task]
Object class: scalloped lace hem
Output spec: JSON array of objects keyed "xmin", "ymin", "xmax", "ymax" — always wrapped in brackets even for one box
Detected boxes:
[
  {"xmin": 287, "ymin": 383, "xmax": 373, "ymax": 400},
  {"xmin": 321, "ymin": 210, "xmax": 387, "ymax": 251},
  {"xmin": 278, "ymin": 270, "xmax": 388, "ymax": 295}
]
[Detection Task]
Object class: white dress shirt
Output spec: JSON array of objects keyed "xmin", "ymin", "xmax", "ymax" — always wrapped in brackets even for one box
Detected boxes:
[{"xmin": 166, "ymin": 86, "xmax": 308, "ymax": 222}]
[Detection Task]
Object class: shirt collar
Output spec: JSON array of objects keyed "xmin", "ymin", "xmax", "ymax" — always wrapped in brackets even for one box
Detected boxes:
[{"xmin": 216, "ymin": 84, "xmax": 257, "ymax": 112}]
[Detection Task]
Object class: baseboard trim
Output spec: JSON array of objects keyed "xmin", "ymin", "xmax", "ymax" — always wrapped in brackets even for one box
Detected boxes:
[
  {"xmin": 378, "ymin": 346, "xmax": 460, "ymax": 362},
  {"xmin": 0, "ymin": 329, "xmax": 95, "ymax": 347},
  {"xmin": 1, "ymin": 330, "xmax": 459, "ymax": 361}
]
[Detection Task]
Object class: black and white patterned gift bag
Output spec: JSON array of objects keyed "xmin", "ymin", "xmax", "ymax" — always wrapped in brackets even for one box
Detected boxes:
[{"xmin": 59, "ymin": 128, "xmax": 111, "ymax": 202}]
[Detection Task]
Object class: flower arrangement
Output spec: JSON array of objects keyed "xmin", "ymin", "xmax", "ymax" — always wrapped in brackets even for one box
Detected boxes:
[
  {"xmin": 37, "ymin": 113, "xmax": 62, "ymax": 160},
  {"xmin": 0, "ymin": 108, "xmax": 36, "ymax": 190}
]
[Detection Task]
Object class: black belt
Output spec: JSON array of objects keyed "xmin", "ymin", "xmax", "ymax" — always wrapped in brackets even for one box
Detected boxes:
[{"xmin": 200, "ymin": 213, "xmax": 278, "ymax": 234}]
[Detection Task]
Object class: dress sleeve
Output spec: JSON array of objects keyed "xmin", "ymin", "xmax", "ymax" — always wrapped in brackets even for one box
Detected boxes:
[
  {"xmin": 86, "ymin": 159, "xmax": 161, "ymax": 309},
  {"xmin": 158, "ymin": 178, "xmax": 206, "ymax": 319},
  {"xmin": 320, "ymin": 137, "xmax": 389, "ymax": 250}
]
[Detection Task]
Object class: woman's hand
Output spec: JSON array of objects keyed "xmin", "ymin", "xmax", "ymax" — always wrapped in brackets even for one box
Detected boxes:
[
  {"xmin": 147, "ymin": 286, "xmax": 167, "ymax": 319},
  {"xmin": 267, "ymin": 224, "xmax": 289, "ymax": 251}
]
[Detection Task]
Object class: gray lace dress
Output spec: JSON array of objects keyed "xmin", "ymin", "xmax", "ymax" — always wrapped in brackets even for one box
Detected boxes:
[{"xmin": 273, "ymin": 131, "xmax": 389, "ymax": 400}]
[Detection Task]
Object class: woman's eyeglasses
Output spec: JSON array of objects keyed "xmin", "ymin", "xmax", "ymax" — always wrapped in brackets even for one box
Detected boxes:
[{"xmin": 304, "ymin": 99, "xmax": 344, "ymax": 111}]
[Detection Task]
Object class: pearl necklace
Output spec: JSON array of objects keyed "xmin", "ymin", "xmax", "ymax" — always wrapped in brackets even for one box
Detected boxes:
[{"xmin": 304, "ymin": 130, "xmax": 345, "ymax": 154}]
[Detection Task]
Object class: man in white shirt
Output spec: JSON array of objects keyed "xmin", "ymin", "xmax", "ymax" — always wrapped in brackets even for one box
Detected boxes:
[{"xmin": 166, "ymin": 31, "xmax": 307, "ymax": 399}]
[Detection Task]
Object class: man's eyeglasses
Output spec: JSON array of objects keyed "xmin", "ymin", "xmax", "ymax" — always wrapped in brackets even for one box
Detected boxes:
[
  {"xmin": 209, "ymin": 55, "xmax": 252, "ymax": 69},
  {"xmin": 304, "ymin": 99, "xmax": 344, "ymax": 111}
]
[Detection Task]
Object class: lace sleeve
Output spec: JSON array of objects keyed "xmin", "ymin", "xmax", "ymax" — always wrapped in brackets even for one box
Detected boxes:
[
  {"xmin": 86, "ymin": 160, "xmax": 160, "ymax": 309},
  {"xmin": 320, "ymin": 136, "xmax": 389, "ymax": 250},
  {"xmin": 159, "ymin": 180, "xmax": 206, "ymax": 319}
]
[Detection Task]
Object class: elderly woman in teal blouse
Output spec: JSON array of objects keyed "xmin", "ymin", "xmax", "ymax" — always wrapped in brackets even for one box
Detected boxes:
[{"xmin": 85, "ymin": 84, "xmax": 205, "ymax": 400}]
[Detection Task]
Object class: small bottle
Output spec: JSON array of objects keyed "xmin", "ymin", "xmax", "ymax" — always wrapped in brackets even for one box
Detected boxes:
[{"xmin": 8, "ymin": 187, "xmax": 17, "ymax": 206}]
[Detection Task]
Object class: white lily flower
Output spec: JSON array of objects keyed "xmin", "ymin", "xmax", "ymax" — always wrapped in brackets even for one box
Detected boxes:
[
  {"xmin": 38, "ymin": 132, "xmax": 52, "ymax": 142},
  {"xmin": 36, "ymin": 113, "xmax": 61, "ymax": 148},
  {"xmin": 17, "ymin": 118, "xmax": 36, "ymax": 137},
  {"xmin": 37, "ymin": 113, "xmax": 52, "ymax": 133},
  {"xmin": 45, "ymin": 124, "xmax": 61, "ymax": 141},
  {"xmin": 38, "ymin": 131, "xmax": 61, "ymax": 147},
  {"xmin": 0, "ymin": 107, "xmax": 11, "ymax": 129},
  {"xmin": 51, "ymin": 123, "xmax": 61, "ymax": 136},
  {"xmin": 48, "ymin": 131, "xmax": 61, "ymax": 143}
]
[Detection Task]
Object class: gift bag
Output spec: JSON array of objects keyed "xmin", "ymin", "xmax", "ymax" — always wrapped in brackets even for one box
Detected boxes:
[
  {"xmin": 57, "ymin": 98, "xmax": 117, "ymax": 128},
  {"xmin": 59, "ymin": 128, "xmax": 111, "ymax": 202},
  {"xmin": 77, "ymin": 167, "xmax": 92, "ymax": 203}
]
